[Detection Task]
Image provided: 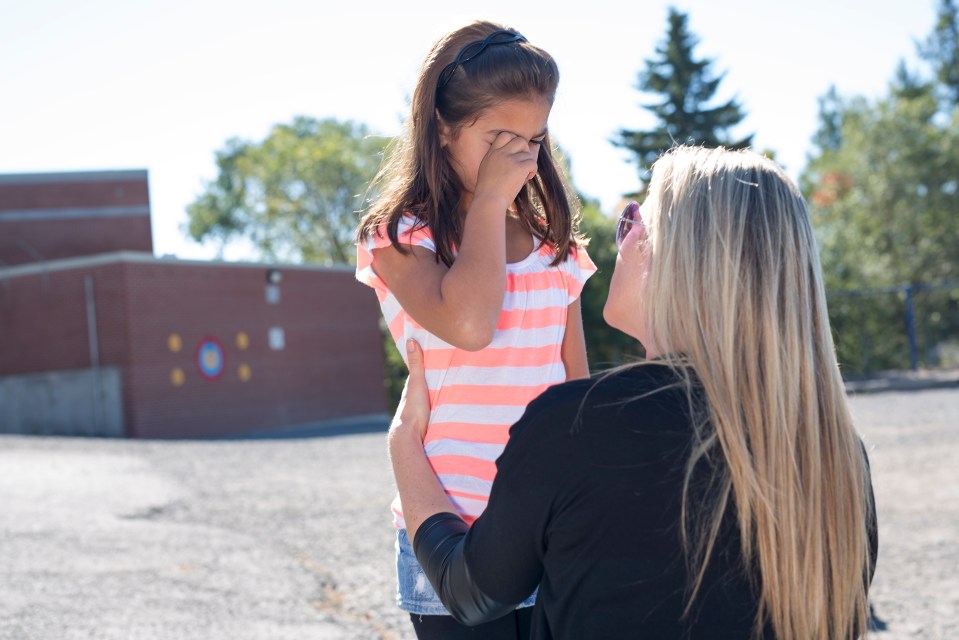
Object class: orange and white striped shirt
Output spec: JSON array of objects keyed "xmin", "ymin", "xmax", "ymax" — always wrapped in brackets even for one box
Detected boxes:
[{"xmin": 356, "ymin": 214, "xmax": 596, "ymax": 528}]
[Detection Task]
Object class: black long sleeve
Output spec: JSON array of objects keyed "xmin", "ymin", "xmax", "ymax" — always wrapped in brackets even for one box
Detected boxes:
[{"xmin": 413, "ymin": 512, "xmax": 519, "ymax": 626}]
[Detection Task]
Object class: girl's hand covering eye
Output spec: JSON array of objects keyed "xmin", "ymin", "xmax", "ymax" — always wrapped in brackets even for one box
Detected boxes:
[{"xmin": 475, "ymin": 132, "xmax": 540, "ymax": 204}]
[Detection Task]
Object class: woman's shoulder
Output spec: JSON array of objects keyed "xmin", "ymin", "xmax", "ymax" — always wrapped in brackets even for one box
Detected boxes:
[
  {"xmin": 549, "ymin": 363, "xmax": 684, "ymax": 399},
  {"xmin": 517, "ymin": 364, "xmax": 691, "ymax": 435},
  {"xmin": 499, "ymin": 363, "xmax": 695, "ymax": 474}
]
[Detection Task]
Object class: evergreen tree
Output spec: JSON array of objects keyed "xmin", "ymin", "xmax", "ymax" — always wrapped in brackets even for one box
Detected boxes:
[
  {"xmin": 919, "ymin": 0, "xmax": 959, "ymax": 109},
  {"xmin": 891, "ymin": 60, "xmax": 935, "ymax": 101},
  {"xmin": 812, "ymin": 85, "xmax": 845, "ymax": 154},
  {"xmin": 614, "ymin": 7, "xmax": 753, "ymax": 186}
]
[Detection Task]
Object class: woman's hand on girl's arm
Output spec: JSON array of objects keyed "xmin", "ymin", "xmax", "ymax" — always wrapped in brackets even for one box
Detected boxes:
[
  {"xmin": 388, "ymin": 339, "xmax": 458, "ymax": 541},
  {"xmin": 390, "ymin": 339, "xmax": 431, "ymax": 442}
]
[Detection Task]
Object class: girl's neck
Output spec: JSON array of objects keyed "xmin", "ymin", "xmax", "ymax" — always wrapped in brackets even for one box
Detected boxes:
[{"xmin": 458, "ymin": 193, "xmax": 516, "ymax": 218}]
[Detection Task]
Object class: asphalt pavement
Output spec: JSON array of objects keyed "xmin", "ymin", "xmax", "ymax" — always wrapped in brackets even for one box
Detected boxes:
[
  {"xmin": 1, "ymin": 380, "xmax": 957, "ymax": 640},
  {"xmin": 0, "ymin": 429, "xmax": 407, "ymax": 640}
]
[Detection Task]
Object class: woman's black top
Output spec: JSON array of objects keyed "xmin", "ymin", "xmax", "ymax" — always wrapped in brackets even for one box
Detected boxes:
[{"xmin": 413, "ymin": 364, "xmax": 878, "ymax": 639}]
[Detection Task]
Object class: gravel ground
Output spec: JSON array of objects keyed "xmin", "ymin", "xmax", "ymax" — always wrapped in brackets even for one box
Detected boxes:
[
  {"xmin": 1, "ymin": 386, "xmax": 956, "ymax": 640},
  {"xmin": 850, "ymin": 387, "xmax": 959, "ymax": 640}
]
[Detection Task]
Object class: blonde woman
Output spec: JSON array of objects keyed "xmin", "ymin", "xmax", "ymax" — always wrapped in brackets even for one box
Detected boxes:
[{"xmin": 389, "ymin": 145, "xmax": 878, "ymax": 639}]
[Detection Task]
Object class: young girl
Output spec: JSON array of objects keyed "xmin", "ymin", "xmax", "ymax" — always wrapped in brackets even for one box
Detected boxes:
[{"xmin": 355, "ymin": 20, "xmax": 595, "ymax": 640}]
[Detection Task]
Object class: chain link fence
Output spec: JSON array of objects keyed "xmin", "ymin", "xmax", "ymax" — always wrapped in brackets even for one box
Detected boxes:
[{"xmin": 828, "ymin": 281, "xmax": 959, "ymax": 376}]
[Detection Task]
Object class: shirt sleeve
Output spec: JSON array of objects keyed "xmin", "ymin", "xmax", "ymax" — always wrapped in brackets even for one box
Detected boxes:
[
  {"xmin": 413, "ymin": 513, "xmax": 518, "ymax": 626},
  {"xmin": 565, "ymin": 245, "xmax": 597, "ymax": 304},
  {"xmin": 355, "ymin": 214, "xmax": 436, "ymax": 289}
]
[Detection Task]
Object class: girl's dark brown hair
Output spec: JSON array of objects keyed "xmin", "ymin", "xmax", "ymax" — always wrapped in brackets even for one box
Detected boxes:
[{"xmin": 357, "ymin": 20, "xmax": 583, "ymax": 267}]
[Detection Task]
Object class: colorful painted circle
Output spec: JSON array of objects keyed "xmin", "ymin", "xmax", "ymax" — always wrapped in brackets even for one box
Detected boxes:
[{"xmin": 196, "ymin": 338, "xmax": 225, "ymax": 379}]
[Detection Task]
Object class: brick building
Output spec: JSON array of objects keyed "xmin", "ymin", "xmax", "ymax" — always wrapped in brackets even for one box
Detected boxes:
[
  {"xmin": 0, "ymin": 170, "xmax": 388, "ymax": 438},
  {"xmin": 0, "ymin": 169, "xmax": 153, "ymax": 266}
]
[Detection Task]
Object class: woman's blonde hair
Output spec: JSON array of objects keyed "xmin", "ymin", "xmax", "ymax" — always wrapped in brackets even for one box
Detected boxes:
[
  {"xmin": 642, "ymin": 146, "xmax": 874, "ymax": 638},
  {"xmin": 356, "ymin": 19, "xmax": 583, "ymax": 266}
]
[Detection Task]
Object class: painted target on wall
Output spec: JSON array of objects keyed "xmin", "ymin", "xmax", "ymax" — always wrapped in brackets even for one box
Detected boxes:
[{"xmin": 196, "ymin": 337, "xmax": 225, "ymax": 380}]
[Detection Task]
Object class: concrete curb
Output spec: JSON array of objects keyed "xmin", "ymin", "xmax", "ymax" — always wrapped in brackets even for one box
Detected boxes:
[{"xmin": 844, "ymin": 368, "xmax": 959, "ymax": 394}]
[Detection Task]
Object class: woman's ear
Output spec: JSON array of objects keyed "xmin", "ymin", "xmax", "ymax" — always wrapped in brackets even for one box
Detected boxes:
[{"xmin": 436, "ymin": 110, "xmax": 450, "ymax": 147}]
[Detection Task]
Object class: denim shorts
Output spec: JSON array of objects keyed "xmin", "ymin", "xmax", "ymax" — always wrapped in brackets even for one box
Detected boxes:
[{"xmin": 395, "ymin": 528, "xmax": 537, "ymax": 615}]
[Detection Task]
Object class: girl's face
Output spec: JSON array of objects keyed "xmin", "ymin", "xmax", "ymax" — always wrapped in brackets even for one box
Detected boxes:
[
  {"xmin": 604, "ymin": 204, "xmax": 656, "ymax": 355},
  {"xmin": 439, "ymin": 97, "xmax": 551, "ymax": 210}
]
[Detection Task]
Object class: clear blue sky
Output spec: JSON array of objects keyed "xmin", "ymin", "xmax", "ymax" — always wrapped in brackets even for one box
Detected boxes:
[{"xmin": 0, "ymin": 0, "xmax": 937, "ymax": 261}]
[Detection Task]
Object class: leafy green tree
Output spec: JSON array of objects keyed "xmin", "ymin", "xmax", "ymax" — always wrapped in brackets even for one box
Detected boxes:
[
  {"xmin": 578, "ymin": 199, "xmax": 645, "ymax": 369},
  {"xmin": 187, "ymin": 116, "xmax": 387, "ymax": 265},
  {"xmin": 805, "ymin": 78, "xmax": 959, "ymax": 289},
  {"xmin": 614, "ymin": 6, "xmax": 753, "ymax": 189},
  {"xmin": 187, "ymin": 116, "xmax": 396, "ymax": 406},
  {"xmin": 802, "ymin": 66, "xmax": 959, "ymax": 371}
]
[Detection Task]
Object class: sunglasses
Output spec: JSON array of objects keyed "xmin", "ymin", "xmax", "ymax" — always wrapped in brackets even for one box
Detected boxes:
[
  {"xmin": 615, "ymin": 201, "xmax": 643, "ymax": 250},
  {"xmin": 436, "ymin": 29, "xmax": 527, "ymax": 90}
]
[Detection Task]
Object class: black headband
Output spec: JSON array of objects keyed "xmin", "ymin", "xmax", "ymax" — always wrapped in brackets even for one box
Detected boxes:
[{"xmin": 436, "ymin": 29, "xmax": 527, "ymax": 90}]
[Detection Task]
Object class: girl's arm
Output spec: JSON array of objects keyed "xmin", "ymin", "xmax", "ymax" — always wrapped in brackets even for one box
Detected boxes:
[
  {"xmin": 372, "ymin": 133, "xmax": 538, "ymax": 351},
  {"xmin": 372, "ymin": 199, "xmax": 505, "ymax": 352},
  {"xmin": 561, "ymin": 298, "xmax": 589, "ymax": 380}
]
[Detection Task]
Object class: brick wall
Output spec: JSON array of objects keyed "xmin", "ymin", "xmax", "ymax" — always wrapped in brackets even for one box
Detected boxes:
[
  {"xmin": 122, "ymin": 259, "xmax": 387, "ymax": 438},
  {"xmin": 0, "ymin": 254, "xmax": 388, "ymax": 438},
  {"xmin": 0, "ymin": 260, "xmax": 130, "ymax": 376},
  {"xmin": 0, "ymin": 170, "xmax": 153, "ymax": 266}
]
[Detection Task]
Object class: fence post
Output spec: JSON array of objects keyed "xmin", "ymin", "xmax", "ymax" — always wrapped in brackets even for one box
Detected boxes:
[{"xmin": 903, "ymin": 285, "xmax": 919, "ymax": 372}]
